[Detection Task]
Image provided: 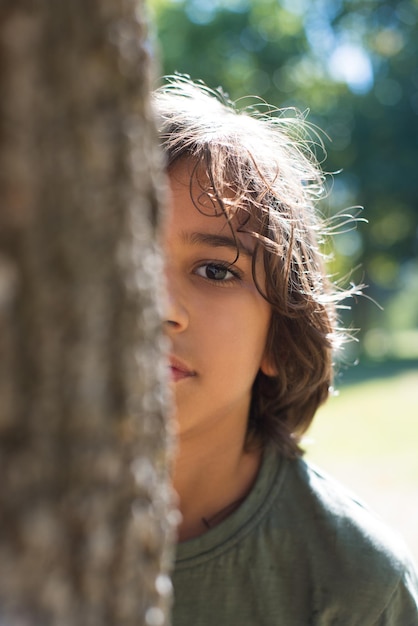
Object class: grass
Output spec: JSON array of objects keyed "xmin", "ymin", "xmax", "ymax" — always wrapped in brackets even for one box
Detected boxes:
[{"xmin": 304, "ymin": 361, "xmax": 418, "ymax": 563}]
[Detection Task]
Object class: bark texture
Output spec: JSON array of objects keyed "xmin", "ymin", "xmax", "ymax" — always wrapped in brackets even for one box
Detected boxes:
[{"xmin": 0, "ymin": 1, "xmax": 174, "ymax": 624}]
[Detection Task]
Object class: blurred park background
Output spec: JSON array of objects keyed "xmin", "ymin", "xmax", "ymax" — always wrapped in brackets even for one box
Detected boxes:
[{"xmin": 148, "ymin": 0, "xmax": 418, "ymax": 559}]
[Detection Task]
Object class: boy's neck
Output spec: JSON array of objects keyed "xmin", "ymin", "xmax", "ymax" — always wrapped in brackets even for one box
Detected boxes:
[{"xmin": 172, "ymin": 428, "xmax": 262, "ymax": 542}]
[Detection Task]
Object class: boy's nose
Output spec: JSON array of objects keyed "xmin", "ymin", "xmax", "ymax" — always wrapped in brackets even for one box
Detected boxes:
[{"xmin": 164, "ymin": 278, "xmax": 189, "ymax": 333}]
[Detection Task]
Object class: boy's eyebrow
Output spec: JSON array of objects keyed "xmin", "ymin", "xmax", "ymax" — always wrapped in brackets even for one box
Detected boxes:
[{"xmin": 181, "ymin": 231, "xmax": 254, "ymax": 258}]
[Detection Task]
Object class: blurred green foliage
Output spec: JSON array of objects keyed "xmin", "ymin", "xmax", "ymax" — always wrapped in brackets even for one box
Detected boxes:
[{"xmin": 149, "ymin": 0, "xmax": 418, "ymax": 358}]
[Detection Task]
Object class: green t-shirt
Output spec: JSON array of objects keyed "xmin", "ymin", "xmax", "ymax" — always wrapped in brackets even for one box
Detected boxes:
[{"xmin": 173, "ymin": 447, "xmax": 418, "ymax": 625}]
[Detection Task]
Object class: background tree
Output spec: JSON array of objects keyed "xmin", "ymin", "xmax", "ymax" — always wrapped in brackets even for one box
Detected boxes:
[
  {"xmin": 151, "ymin": 0, "xmax": 418, "ymax": 360},
  {"xmin": 0, "ymin": 1, "xmax": 175, "ymax": 624}
]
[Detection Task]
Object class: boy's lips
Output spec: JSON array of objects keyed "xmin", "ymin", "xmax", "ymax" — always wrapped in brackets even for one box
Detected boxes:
[{"xmin": 169, "ymin": 355, "xmax": 196, "ymax": 382}]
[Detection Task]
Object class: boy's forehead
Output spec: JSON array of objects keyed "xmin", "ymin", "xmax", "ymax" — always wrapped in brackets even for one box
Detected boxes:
[
  {"xmin": 166, "ymin": 158, "xmax": 258, "ymax": 253},
  {"xmin": 168, "ymin": 156, "xmax": 252, "ymax": 223},
  {"xmin": 168, "ymin": 156, "xmax": 196, "ymax": 182},
  {"xmin": 170, "ymin": 155, "xmax": 237, "ymax": 198}
]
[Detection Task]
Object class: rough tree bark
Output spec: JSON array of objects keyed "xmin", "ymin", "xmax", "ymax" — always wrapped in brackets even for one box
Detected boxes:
[{"xmin": 0, "ymin": 1, "xmax": 175, "ymax": 624}]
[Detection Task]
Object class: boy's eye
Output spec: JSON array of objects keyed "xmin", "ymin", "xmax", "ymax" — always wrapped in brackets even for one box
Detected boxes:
[{"xmin": 195, "ymin": 263, "xmax": 236, "ymax": 281}]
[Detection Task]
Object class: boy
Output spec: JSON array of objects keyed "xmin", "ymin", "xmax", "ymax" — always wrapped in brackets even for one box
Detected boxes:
[{"xmin": 153, "ymin": 76, "xmax": 418, "ymax": 624}]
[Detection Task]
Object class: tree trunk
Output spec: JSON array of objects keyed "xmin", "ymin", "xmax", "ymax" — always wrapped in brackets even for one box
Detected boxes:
[{"xmin": 0, "ymin": 1, "xmax": 174, "ymax": 624}]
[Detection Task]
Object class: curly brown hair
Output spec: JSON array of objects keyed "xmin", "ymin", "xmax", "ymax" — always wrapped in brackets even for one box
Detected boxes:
[{"xmin": 153, "ymin": 75, "xmax": 357, "ymax": 458}]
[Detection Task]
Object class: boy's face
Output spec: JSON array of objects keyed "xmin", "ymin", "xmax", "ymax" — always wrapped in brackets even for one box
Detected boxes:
[{"xmin": 163, "ymin": 158, "xmax": 273, "ymax": 440}]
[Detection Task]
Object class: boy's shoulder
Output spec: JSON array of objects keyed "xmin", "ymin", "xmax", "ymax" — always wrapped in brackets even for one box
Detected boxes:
[
  {"xmin": 284, "ymin": 454, "xmax": 413, "ymax": 574},
  {"xmin": 279, "ymin": 454, "xmax": 418, "ymax": 614},
  {"xmin": 173, "ymin": 448, "xmax": 418, "ymax": 625}
]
